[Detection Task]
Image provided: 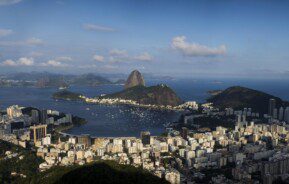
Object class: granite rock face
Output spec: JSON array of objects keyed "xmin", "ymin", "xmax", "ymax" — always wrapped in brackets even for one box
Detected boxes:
[{"xmin": 124, "ymin": 70, "xmax": 145, "ymax": 89}]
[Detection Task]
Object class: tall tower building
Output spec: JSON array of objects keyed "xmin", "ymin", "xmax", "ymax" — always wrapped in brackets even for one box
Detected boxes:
[
  {"xmin": 31, "ymin": 110, "xmax": 39, "ymax": 124},
  {"xmin": 273, "ymin": 108, "xmax": 278, "ymax": 119},
  {"xmin": 279, "ymin": 107, "xmax": 284, "ymax": 121},
  {"xmin": 268, "ymin": 99, "xmax": 276, "ymax": 117},
  {"xmin": 284, "ymin": 107, "xmax": 289, "ymax": 123},
  {"xmin": 40, "ymin": 109, "xmax": 47, "ymax": 124}
]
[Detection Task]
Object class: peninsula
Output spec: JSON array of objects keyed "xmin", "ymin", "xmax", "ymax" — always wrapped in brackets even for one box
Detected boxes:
[{"xmin": 52, "ymin": 70, "xmax": 185, "ymax": 110}]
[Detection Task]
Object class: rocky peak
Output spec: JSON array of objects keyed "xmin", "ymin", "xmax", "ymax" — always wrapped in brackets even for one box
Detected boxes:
[{"xmin": 124, "ymin": 70, "xmax": 145, "ymax": 89}]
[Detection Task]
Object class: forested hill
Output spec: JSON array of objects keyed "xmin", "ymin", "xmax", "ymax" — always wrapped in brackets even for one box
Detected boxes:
[{"xmin": 207, "ymin": 86, "xmax": 289, "ymax": 114}]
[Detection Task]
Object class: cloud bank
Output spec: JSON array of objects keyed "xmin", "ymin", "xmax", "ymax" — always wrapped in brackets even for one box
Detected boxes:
[
  {"xmin": 172, "ymin": 36, "xmax": 226, "ymax": 57},
  {"xmin": 1, "ymin": 56, "xmax": 72, "ymax": 67},
  {"xmin": 1, "ymin": 57, "xmax": 34, "ymax": 66}
]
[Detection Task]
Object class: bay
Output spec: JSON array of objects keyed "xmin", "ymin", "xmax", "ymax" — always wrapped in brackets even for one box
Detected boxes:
[{"xmin": 0, "ymin": 78, "xmax": 289, "ymax": 137}]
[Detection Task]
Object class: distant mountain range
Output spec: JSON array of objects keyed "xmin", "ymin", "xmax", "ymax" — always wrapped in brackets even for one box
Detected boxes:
[
  {"xmin": 0, "ymin": 72, "xmax": 125, "ymax": 88},
  {"xmin": 207, "ymin": 86, "xmax": 289, "ymax": 114}
]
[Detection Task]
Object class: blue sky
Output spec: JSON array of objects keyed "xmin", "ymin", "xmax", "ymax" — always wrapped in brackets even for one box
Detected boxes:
[{"xmin": 0, "ymin": 0, "xmax": 289, "ymax": 78}]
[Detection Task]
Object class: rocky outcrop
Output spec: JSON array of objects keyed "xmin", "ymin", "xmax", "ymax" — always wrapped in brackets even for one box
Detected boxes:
[
  {"xmin": 124, "ymin": 70, "xmax": 145, "ymax": 89},
  {"xmin": 102, "ymin": 70, "xmax": 182, "ymax": 107}
]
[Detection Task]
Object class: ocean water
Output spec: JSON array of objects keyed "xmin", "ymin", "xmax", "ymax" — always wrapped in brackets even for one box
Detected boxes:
[{"xmin": 0, "ymin": 78, "xmax": 289, "ymax": 137}]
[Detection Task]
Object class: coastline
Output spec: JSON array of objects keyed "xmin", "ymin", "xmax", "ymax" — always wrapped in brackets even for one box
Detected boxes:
[
  {"xmin": 53, "ymin": 95, "xmax": 186, "ymax": 111},
  {"xmin": 53, "ymin": 115, "xmax": 88, "ymax": 138},
  {"xmin": 81, "ymin": 95, "xmax": 186, "ymax": 112}
]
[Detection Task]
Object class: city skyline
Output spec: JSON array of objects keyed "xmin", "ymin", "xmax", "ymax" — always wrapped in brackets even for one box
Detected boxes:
[{"xmin": 1, "ymin": 0, "xmax": 289, "ymax": 78}]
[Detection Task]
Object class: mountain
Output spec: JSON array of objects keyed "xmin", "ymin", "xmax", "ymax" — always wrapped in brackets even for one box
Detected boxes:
[
  {"xmin": 72, "ymin": 74, "xmax": 112, "ymax": 86},
  {"xmin": 124, "ymin": 70, "xmax": 145, "ymax": 89},
  {"xmin": 103, "ymin": 84, "xmax": 183, "ymax": 106},
  {"xmin": 37, "ymin": 74, "xmax": 111, "ymax": 87},
  {"xmin": 2, "ymin": 72, "xmax": 113, "ymax": 87},
  {"xmin": 36, "ymin": 77, "xmax": 67, "ymax": 88},
  {"xmin": 30, "ymin": 161, "xmax": 169, "ymax": 184},
  {"xmin": 207, "ymin": 86, "xmax": 289, "ymax": 114}
]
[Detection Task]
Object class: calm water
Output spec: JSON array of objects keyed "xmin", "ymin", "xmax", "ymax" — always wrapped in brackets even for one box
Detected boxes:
[{"xmin": 0, "ymin": 78, "xmax": 289, "ymax": 137}]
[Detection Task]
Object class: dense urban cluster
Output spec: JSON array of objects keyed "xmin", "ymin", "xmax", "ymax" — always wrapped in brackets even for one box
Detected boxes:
[
  {"xmin": 1, "ymin": 98, "xmax": 289, "ymax": 184},
  {"xmin": 0, "ymin": 105, "xmax": 72, "ymax": 146}
]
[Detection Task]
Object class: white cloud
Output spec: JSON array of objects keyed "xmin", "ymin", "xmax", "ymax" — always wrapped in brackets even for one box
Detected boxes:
[
  {"xmin": 108, "ymin": 49, "xmax": 153, "ymax": 63},
  {"xmin": 18, "ymin": 57, "xmax": 34, "ymax": 66},
  {"xmin": 93, "ymin": 55, "xmax": 104, "ymax": 62},
  {"xmin": 133, "ymin": 52, "xmax": 153, "ymax": 61},
  {"xmin": 171, "ymin": 36, "xmax": 226, "ymax": 57},
  {"xmin": 0, "ymin": 37, "xmax": 44, "ymax": 46},
  {"xmin": 1, "ymin": 57, "xmax": 34, "ymax": 66},
  {"xmin": 40, "ymin": 56, "xmax": 71, "ymax": 67},
  {"xmin": 0, "ymin": 56, "xmax": 70, "ymax": 68},
  {"xmin": 42, "ymin": 60, "xmax": 64, "ymax": 67},
  {"xmin": 83, "ymin": 23, "xmax": 116, "ymax": 32},
  {"xmin": 0, "ymin": 0, "xmax": 22, "ymax": 6},
  {"xmin": 0, "ymin": 29, "xmax": 13, "ymax": 37},
  {"xmin": 1, "ymin": 59, "xmax": 16, "ymax": 66}
]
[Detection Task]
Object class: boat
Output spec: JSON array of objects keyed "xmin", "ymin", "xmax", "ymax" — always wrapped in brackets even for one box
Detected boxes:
[{"xmin": 59, "ymin": 86, "xmax": 68, "ymax": 90}]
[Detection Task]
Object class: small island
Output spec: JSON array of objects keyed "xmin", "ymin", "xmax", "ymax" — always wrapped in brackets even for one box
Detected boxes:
[
  {"xmin": 52, "ymin": 90, "xmax": 84, "ymax": 101},
  {"xmin": 207, "ymin": 90, "xmax": 223, "ymax": 96}
]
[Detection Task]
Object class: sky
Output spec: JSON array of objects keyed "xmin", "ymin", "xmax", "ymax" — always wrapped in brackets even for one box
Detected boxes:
[{"xmin": 0, "ymin": 0, "xmax": 289, "ymax": 78}]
